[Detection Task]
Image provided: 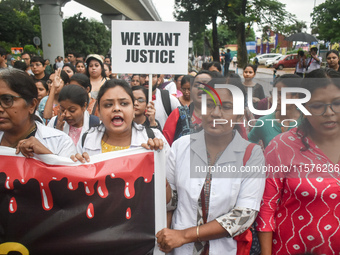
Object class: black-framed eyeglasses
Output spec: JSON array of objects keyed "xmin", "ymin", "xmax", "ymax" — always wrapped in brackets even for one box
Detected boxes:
[
  {"xmin": 0, "ymin": 94, "xmax": 23, "ymax": 109},
  {"xmin": 307, "ymin": 100, "xmax": 340, "ymax": 115},
  {"xmin": 135, "ymin": 98, "xmax": 146, "ymax": 103}
]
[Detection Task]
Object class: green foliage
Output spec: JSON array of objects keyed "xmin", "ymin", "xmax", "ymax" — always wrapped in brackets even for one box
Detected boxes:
[
  {"xmin": 311, "ymin": 0, "xmax": 340, "ymax": 42},
  {"xmin": 192, "ymin": 23, "xmax": 256, "ymax": 56},
  {"xmin": 278, "ymin": 20, "xmax": 307, "ymax": 37},
  {"xmin": 0, "ymin": 0, "xmax": 41, "ymax": 46},
  {"xmin": 0, "ymin": 41, "xmax": 13, "ymax": 53},
  {"xmin": 23, "ymin": 44, "xmax": 39, "ymax": 55},
  {"xmin": 63, "ymin": 13, "xmax": 111, "ymax": 56},
  {"xmin": 175, "ymin": 0, "xmax": 295, "ymax": 66}
]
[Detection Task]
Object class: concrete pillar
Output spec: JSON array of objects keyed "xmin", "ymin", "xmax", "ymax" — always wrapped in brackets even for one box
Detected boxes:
[
  {"xmin": 101, "ymin": 14, "xmax": 128, "ymax": 30},
  {"xmin": 34, "ymin": 0, "xmax": 70, "ymax": 62}
]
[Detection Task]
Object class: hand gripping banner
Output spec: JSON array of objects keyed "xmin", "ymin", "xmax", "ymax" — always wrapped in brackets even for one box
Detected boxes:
[{"xmin": 0, "ymin": 147, "xmax": 166, "ymax": 255}]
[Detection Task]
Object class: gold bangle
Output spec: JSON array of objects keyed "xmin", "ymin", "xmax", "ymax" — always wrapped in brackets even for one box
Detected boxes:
[{"xmin": 197, "ymin": 225, "xmax": 202, "ymax": 242}]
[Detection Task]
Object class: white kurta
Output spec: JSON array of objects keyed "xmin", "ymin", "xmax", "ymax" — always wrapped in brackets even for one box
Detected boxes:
[{"xmin": 167, "ymin": 131, "xmax": 265, "ymax": 255}]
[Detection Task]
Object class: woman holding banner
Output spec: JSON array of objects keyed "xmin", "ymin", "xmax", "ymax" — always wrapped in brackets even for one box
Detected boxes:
[
  {"xmin": 0, "ymin": 68, "xmax": 76, "ymax": 157},
  {"xmin": 157, "ymin": 76, "xmax": 265, "ymax": 254},
  {"xmin": 71, "ymin": 79, "xmax": 169, "ymax": 162}
]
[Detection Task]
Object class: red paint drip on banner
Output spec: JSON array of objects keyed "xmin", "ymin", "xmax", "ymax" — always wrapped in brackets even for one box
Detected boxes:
[
  {"xmin": 126, "ymin": 207, "xmax": 131, "ymax": 220},
  {"xmin": 9, "ymin": 197, "xmax": 17, "ymax": 213},
  {"xmin": 87, "ymin": 203, "xmax": 94, "ymax": 219},
  {"xmin": 0, "ymin": 152, "xmax": 154, "ymax": 219}
]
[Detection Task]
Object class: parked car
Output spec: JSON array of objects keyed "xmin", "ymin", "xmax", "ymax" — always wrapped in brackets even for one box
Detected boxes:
[
  {"xmin": 265, "ymin": 55, "xmax": 283, "ymax": 67},
  {"xmin": 250, "ymin": 53, "xmax": 282, "ymax": 65},
  {"xmin": 273, "ymin": 54, "xmax": 299, "ymax": 70}
]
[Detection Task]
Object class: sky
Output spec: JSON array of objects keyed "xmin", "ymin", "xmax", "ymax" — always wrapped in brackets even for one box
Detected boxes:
[{"xmin": 62, "ymin": 0, "xmax": 326, "ymax": 35}]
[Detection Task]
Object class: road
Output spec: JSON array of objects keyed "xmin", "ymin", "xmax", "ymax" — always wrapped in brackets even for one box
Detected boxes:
[{"xmin": 229, "ymin": 65, "xmax": 295, "ymax": 97}]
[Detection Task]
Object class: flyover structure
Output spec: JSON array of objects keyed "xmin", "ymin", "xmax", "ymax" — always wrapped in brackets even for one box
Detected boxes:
[{"xmin": 34, "ymin": 0, "xmax": 161, "ymax": 61}]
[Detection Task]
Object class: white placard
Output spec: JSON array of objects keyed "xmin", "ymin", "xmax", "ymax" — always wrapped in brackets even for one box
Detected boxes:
[{"xmin": 111, "ymin": 21, "xmax": 189, "ymax": 74}]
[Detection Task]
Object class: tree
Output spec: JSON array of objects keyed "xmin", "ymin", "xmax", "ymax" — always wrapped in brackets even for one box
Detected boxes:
[
  {"xmin": 63, "ymin": 13, "xmax": 111, "ymax": 56},
  {"xmin": 0, "ymin": 0, "xmax": 40, "ymax": 46},
  {"xmin": 278, "ymin": 20, "xmax": 307, "ymax": 37},
  {"xmin": 311, "ymin": 0, "xmax": 340, "ymax": 43},
  {"xmin": 192, "ymin": 23, "xmax": 255, "ymax": 56},
  {"xmin": 174, "ymin": 0, "xmax": 221, "ymax": 61},
  {"xmin": 174, "ymin": 0, "xmax": 295, "ymax": 66},
  {"xmin": 222, "ymin": 0, "xmax": 295, "ymax": 67}
]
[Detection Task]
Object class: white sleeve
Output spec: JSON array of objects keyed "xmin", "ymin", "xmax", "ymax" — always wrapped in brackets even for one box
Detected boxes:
[
  {"xmin": 164, "ymin": 82, "xmax": 177, "ymax": 95},
  {"xmin": 166, "ymin": 141, "xmax": 177, "ymax": 192},
  {"xmin": 170, "ymin": 95, "xmax": 181, "ymax": 111},
  {"xmin": 47, "ymin": 133, "xmax": 77, "ymax": 157},
  {"xmin": 152, "ymin": 128, "xmax": 170, "ymax": 158},
  {"xmin": 47, "ymin": 116, "xmax": 57, "ymax": 128}
]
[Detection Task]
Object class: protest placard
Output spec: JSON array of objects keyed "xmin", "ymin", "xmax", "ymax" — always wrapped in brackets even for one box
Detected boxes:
[{"xmin": 111, "ymin": 21, "xmax": 189, "ymax": 75}]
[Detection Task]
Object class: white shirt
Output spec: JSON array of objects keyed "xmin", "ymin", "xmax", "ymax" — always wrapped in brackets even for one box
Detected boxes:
[
  {"xmin": 167, "ymin": 131, "xmax": 265, "ymax": 255},
  {"xmin": 163, "ymin": 81, "xmax": 177, "ymax": 96},
  {"xmin": 77, "ymin": 123, "xmax": 170, "ymax": 157},
  {"xmin": 47, "ymin": 111, "xmax": 95, "ymax": 147},
  {"xmin": 305, "ymin": 55, "xmax": 322, "ymax": 73},
  {"xmin": 0, "ymin": 121, "xmax": 76, "ymax": 157},
  {"xmin": 153, "ymin": 88, "xmax": 181, "ymax": 129},
  {"xmin": 295, "ymin": 59, "xmax": 305, "ymax": 73}
]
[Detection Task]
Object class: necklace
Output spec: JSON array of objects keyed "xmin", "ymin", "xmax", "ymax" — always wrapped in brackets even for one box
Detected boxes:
[
  {"xmin": 0, "ymin": 123, "xmax": 37, "ymax": 148},
  {"xmin": 25, "ymin": 124, "xmax": 37, "ymax": 139}
]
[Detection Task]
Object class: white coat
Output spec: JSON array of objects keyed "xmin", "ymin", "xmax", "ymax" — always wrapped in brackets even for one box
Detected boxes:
[
  {"xmin": 167, "ymin": 131, "xmax": 265, "ymax": 255},
  {"xmin": 76, "ymin": 123, "xmax": 170, "ymax": 157},
  {"xmin": 47, "ymin": 111, "xmax": 96, "ymax": 147},
  {"xmin": 0, "ymin": 121, "xmax": 76, "ymax": 157}
]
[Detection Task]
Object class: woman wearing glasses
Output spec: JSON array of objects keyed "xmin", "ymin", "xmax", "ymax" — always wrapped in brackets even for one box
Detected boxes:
[
  {"xmin": 0, "ymin": 69, "xmax": 76, "ymax": 157},
  {"xmin": 157, "ymin": 76, "xmax": 265, "ymax": 254},
  {"xmin": 256, "ymin": 68, "xmax": 340, "ymax": 254},
  {"xmin": 132, "ymin": 86, "xmax": 162, "ymax": 132}
]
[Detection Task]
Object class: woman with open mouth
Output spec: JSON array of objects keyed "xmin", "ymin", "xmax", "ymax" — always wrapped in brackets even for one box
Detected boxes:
[
  {"xmin": 71, "ymin": 79, "xmax": 169, "ymax": 162},
  {"xmin": 256, "ymin": 68, "xmax": 340, "ymax": 254}
]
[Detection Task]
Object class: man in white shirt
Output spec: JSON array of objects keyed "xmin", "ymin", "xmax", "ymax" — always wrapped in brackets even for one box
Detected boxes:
[{"xmin": 305, "ymin": 47, "xmax": 322, "ymax": 74}]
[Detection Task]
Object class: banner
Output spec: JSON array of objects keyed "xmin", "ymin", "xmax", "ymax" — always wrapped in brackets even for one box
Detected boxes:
[
  {"xmin": 0, "ymin": 147, "xmax": 166, "ymax": 255},
  {"xmin": 111, "ymin": 21, "xmax": 189, "ymax": 74}
]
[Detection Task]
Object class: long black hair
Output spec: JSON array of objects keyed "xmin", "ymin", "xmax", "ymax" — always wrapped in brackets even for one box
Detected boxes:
[{"xmin": 58, "ymin": 84, "xmax": 89, "ymax": 108}]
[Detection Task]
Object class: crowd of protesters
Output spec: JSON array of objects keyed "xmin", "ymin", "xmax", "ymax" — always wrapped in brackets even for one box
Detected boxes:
[{"xmin": 0, "ymin": 45, "xmax": 340, "ymax": 255}]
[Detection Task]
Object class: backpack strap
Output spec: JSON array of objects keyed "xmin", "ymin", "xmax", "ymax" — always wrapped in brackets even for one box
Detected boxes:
[
  {"xmin": 243, "ymin": 143, "xmax": 256, "ymax": 166},
  {"xmin": 53, "ymin": 116, "xmax": 58, "ymax": 128},
  {"xmin": 89, "ymin": 115, "xmax": 100, "ymax": 128},
  {"xmin": 91, "ymin": 100, "xmax": 98, "ymax": 115},
  {"xmin": 81, "ymin": 131, "xmax": 89, "ymax": 148},
  {"xmin": 145, "ymin": 126, "xmax": 155, "ymax": 139},
  {"xmin": 160, "ymin": 89, "xmax": 172, "ymax": 117}
]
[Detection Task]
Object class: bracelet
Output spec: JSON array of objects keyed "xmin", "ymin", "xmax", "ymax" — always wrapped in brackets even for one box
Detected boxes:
[{"xmin": 196, "ymin": 225, "xmax": 202, "ymax": 242}]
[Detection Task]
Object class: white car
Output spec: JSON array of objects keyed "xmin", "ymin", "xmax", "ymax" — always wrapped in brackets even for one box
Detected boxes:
[
  {"xmin": 250, "ymin": 53, "xmax": 282, "ymax": 65},
  {"xmin": 265, "ymin": 55, "xmax": 284, "ymax": 67}
]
